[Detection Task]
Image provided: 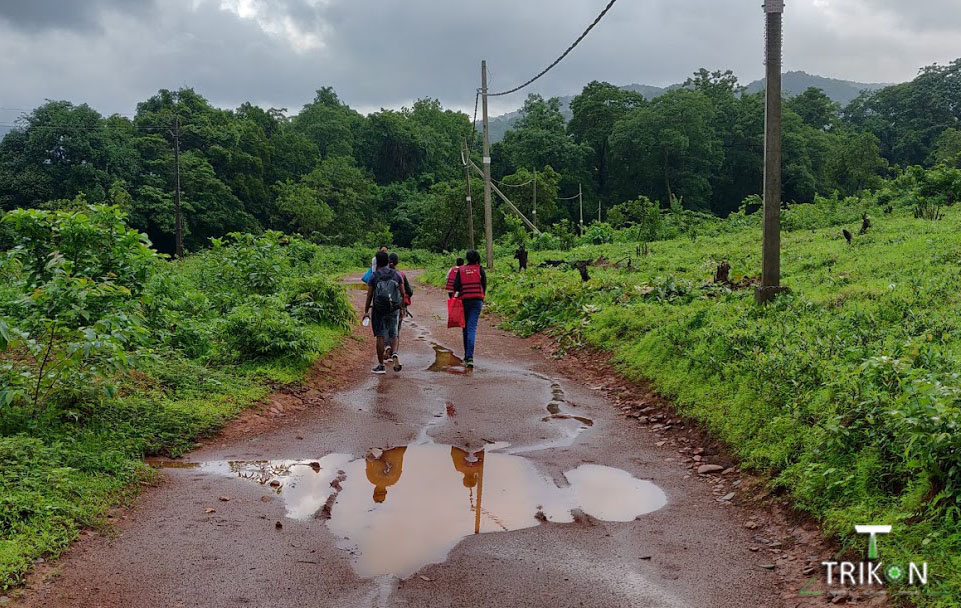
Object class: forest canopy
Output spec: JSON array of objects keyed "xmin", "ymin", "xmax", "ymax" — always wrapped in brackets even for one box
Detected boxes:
[{"xmin": 2, "ymin": 59, "xmax": 960, "ymax": 253}]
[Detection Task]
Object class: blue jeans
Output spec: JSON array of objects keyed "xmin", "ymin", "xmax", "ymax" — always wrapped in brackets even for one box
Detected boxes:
[{"xmin": 462, "ymin": 298, "xmax": 483, "ymax": 360}]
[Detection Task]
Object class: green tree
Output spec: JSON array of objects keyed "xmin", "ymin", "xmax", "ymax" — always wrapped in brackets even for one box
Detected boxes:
[
  {"xmin": 273, "ymin": 179, "xmax": 333, "ymax": 237},
  {"xmin": 497, "ymin": 94, "xmax": 593, "ymax": 197},
  {"xmin": 609, "ymin": 90, "xmax": 721, "ymax": 210},
  {"xmin": 568, "ymin": 81, "xmax": 646, "ymax": 201},
  {"xmin": 930, "ymin": 128, "xmax": 961, "ymax": 168},
  {"xmin": 788, "ymin": 87, "xmax": 840, "ymax": 130}
]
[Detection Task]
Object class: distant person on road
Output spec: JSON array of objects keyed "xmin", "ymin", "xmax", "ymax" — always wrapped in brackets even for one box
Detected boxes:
[
  {"xmin": 445, "ymin": 257, "xmax": 464, "ymax": 298},
  {"xmin": 364, "ymin": 251, "xmax": 407, "ymax": 374},
  {"xmin": 452, "ymin": 249, "xmax": 486, "ymax": 369},
  {"xmin": 388, "ymin": 252, "xmax": 413, "ymax": 354},
  {"xmin": 370, "ymin": 245, "xmax": 389, "ymax": 274}
]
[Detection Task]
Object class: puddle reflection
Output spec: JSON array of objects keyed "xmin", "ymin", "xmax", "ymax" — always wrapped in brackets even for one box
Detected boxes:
[
  {"xmin": 427, "ymin": 344, "xmax": 467, "ymax": 374},
  {"xmin": 193, "ymin": 444, "xmax": 665, "ymax": 578}
]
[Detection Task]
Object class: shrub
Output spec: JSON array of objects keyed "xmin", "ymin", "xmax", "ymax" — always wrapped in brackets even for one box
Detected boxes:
[
  {"xmin": 284, "ymin": 275, "xmax": 354, "ymax": 329},
  {"xmin": 221, "ymin": 299, "xmax": 318, "ymax": 363}
]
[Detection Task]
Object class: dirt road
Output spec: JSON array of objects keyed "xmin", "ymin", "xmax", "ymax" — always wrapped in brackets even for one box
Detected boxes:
[{"xmin": 19, "ymin": 277, "xmax": 795, "ymax": 608}]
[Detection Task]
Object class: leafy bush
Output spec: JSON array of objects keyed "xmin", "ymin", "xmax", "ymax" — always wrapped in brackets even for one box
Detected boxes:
[
  {"xmin": 580, "ymin": 221, "xmax": 616, "ymax": 245},
  {"xmin": 221, "ymin": 299, "xmax": 319, "ymax": 363},
  {"xmin": 284, "ymin": 275, "xmax": 354, "ymax": 329},
  {"xmin": 0, "ymin": 206, "xmax": 155, "ymax": 416}
]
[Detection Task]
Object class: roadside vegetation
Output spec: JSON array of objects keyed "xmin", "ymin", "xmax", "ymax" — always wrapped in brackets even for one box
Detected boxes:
[
  {"xmin": 426, "ymin": 164, "xmax": 961, "ymax": 605},
  {"xmin": 0, "ymin": 206, "xmax": 385, "ymax": 589}
]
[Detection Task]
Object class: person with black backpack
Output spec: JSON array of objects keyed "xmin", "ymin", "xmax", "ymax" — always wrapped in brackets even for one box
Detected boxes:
[
  {"xmin": 363, "ymin": 251, "xmax": 407, "ymax": 374},
  {"xmin": 388, "ymin": 252, "xmax": 413, "ymax": 354}
]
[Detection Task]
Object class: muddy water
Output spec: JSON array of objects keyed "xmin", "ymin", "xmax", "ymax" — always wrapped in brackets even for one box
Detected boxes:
[
  {"xmin": 175, "ymin": 444, "xmax": 666, "ymax": 578},
  {"xmin": 427, "ymin": 343, "xmax": 467, "ymax": 374}
]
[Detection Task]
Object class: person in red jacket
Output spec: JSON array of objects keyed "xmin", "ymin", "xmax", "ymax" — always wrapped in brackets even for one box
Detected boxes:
[
  {"xmin": 445, "ymin": 257, "xmax": 464, "ymax": 298},
  {"xmin": 451, "ymin": 250, "xmax": 486, "ymax": 368}
]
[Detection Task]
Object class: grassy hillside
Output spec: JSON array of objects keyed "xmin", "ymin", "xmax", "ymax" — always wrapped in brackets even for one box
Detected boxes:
[{"xmin": 428, "ymin": 202, "xmax": 961, "ymax": 605}]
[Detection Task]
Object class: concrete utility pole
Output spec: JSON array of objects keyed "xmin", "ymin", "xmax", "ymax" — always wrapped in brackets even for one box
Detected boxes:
[
  {"xmin": 757, "ymin": 0, "xmax": 786, "ymax": 303},
  {"xmin": 172, "ymin": 117, "xmax": 183, "ymax": 258},
  {"xmin": 481, "ymin": 60, "xmax": 494, "ymax": 269}
]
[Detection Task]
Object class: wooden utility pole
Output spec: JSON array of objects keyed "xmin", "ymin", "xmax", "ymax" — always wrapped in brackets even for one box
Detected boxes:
[
  {"xmin": 578, "ymin": 183, "xmax": 584, "ymax": 235},
  {"xmin": 481, "ymin": 60, "xmax": 494, "ymax": 269},
  {"xmin": 172, "ymin": 117, "xmax": 184, "ymax": 258},
  {"xmin": 757, "ymin": 0, "xmax": 786, "ymax": 303},
  {"xmin": 532, "ymin": 167, "xmax": 537, "ymax": 229},
  {"xmin": 463, "ymin": 141, "xmax": 475, "ymax": 249}
]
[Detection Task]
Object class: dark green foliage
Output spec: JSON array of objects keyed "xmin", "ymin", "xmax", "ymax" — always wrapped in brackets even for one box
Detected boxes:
[
  {"xmin": 0, "ymin": 208, "xmax": 355, "ymax": 588},
  {"xmin": 222, "ymin": 299, "xmax": 317, "ymax": 363}
]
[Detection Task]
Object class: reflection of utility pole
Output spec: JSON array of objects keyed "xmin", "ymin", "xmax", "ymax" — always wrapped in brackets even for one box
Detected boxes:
[
  {"xmin": 532, "ymin": 167, "xmax": 537, "ymax": 229},
  {"xmin": 171, "ymin": 117, "xmax": 183, "ymax": 258},
  {"xmin": 757, "ymin": 0, "xmax": 786, "ymax": 303},
  {"xmin": 578, "ymin": 183, "xmax": 584, "ymax": 235},
  {"xmin": 481, "ymin": 60, "xmax": 494, "ymax": 269}
]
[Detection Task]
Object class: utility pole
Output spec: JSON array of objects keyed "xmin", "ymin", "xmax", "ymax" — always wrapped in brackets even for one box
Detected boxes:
[
  {"xmin": 757, "ymin": 0, "xmax": 786, "ymax": 303},
  {"xmin": 481, "ymin": 60, "xmax": 494, "ymax": 269},
  {"xmin": 532, "ymin": 167, "xmax": 537, "ymax": 229},
  {"xmin": 578, "ymin": 183, "xmax": 584, "ymax": 235},
  {"xmin": 172, "ymin": 117, "xmax": 184, "ymax": 258},
  {"xmin": 463, "ymin": 141, "xmax": 475, "ymax": 249}
]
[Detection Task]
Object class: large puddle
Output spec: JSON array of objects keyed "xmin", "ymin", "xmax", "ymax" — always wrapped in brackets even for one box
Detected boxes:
[{"xmin": 159, "ymin": 444, "xmax": 666, "ymax": 578}]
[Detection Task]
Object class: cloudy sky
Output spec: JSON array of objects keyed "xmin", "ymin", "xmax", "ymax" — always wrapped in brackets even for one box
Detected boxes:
[{"xmin": 0, "ymin": 0, "xmax": 958, "ymax": 125}]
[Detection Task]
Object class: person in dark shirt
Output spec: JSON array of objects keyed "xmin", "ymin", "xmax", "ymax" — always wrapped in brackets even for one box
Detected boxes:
[
  {"xmin": 388, "ymin": 252, "xmax": 413, "ymax": 355},
  {"xmin": 451, "ymin": 249, "xmax": 486, "ymax": 368},
  {"xmin": 363, "ymin": 251, "xmax": 407, "ymax": 374}
]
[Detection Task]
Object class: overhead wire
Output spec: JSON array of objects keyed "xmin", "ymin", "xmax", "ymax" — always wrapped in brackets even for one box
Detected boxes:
[{"xmin": 488, "ymin": 0, "xmax": 619, "ymax": 97}]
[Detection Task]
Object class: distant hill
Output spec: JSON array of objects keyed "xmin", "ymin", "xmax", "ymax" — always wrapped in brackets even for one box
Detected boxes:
[
  {"xmin": 482, "ymin": 71, "xmax": 891, "ymax": 142},
  {"xmin": 742, "ymin": 71, "xmax": 889, "ymax": 107}
]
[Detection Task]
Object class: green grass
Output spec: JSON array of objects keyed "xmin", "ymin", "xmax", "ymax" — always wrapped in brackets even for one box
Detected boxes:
[
  {"xmin": 428, "ymin": 206, "xmax": 961, "ymax": 605},
  {"xmin": 0, "ymin": 323, "xmax": 345, "ymax": 591}
]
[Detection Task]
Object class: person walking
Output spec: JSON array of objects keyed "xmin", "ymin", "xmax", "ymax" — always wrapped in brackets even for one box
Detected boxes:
[
  {"xmin": 388, "ymin": 252, "xmax": 413, "ymax": 354},
  {"xmin": 451, "ymin": 249, "xmax": 486, "ymax": 369},
  {"xmin": 370, "ymin": 245, "xmax": 389, "ymax": 274},
  {"xmin": 363, "ymin": 251, "xmax": 407, "ymax": 374},
  {"xmin": 445, "ymin": 257, "xmax": 464, "ymax": 298}
]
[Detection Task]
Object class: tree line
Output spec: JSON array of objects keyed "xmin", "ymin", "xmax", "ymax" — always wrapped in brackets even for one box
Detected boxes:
[{"xmin": 1, "ymin": 58, "xmax": 960, "ymax": 253}]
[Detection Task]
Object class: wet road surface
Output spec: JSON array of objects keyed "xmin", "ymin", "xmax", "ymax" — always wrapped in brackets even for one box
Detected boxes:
[{"xmin": 20, "ymin": 277, "xmax": 783, "ymax": 608}]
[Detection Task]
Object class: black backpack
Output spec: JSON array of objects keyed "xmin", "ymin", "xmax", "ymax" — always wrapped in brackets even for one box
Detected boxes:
[{"xmin": 373, "ymin": 272, "xmax": 401, "ymax": 313}]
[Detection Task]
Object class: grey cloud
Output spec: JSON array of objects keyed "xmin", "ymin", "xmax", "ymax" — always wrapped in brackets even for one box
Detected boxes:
[
  {"xmin": 0, "ymin": 0, "xmax": 155, "ymax": 33},
  {"xmin": 0, "ymin": 0, "xmax": 958, "ymax": 122}
]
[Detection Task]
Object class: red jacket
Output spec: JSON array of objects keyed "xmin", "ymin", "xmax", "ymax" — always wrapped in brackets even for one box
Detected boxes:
[
  {"xmin": 455, "ymin": 265, "xmax": 485, "ymax": 300},
  {"xmin": 445, "ymin": 266, "xmax": 459, "ymax": 292}
]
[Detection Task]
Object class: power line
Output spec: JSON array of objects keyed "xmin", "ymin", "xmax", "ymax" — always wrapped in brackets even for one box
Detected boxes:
[
  {"xmin": 488, "ymin": 0, "xmax": 620, "ymax": 97},
  {"xmin": 495, "ymin": 177, "xmax": 534, "ymax": 187}
]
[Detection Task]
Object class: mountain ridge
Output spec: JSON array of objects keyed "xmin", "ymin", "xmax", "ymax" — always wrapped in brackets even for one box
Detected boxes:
[{"xmin": 482, "ymin": 70, "xmax": 893, "ymax": 142}]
